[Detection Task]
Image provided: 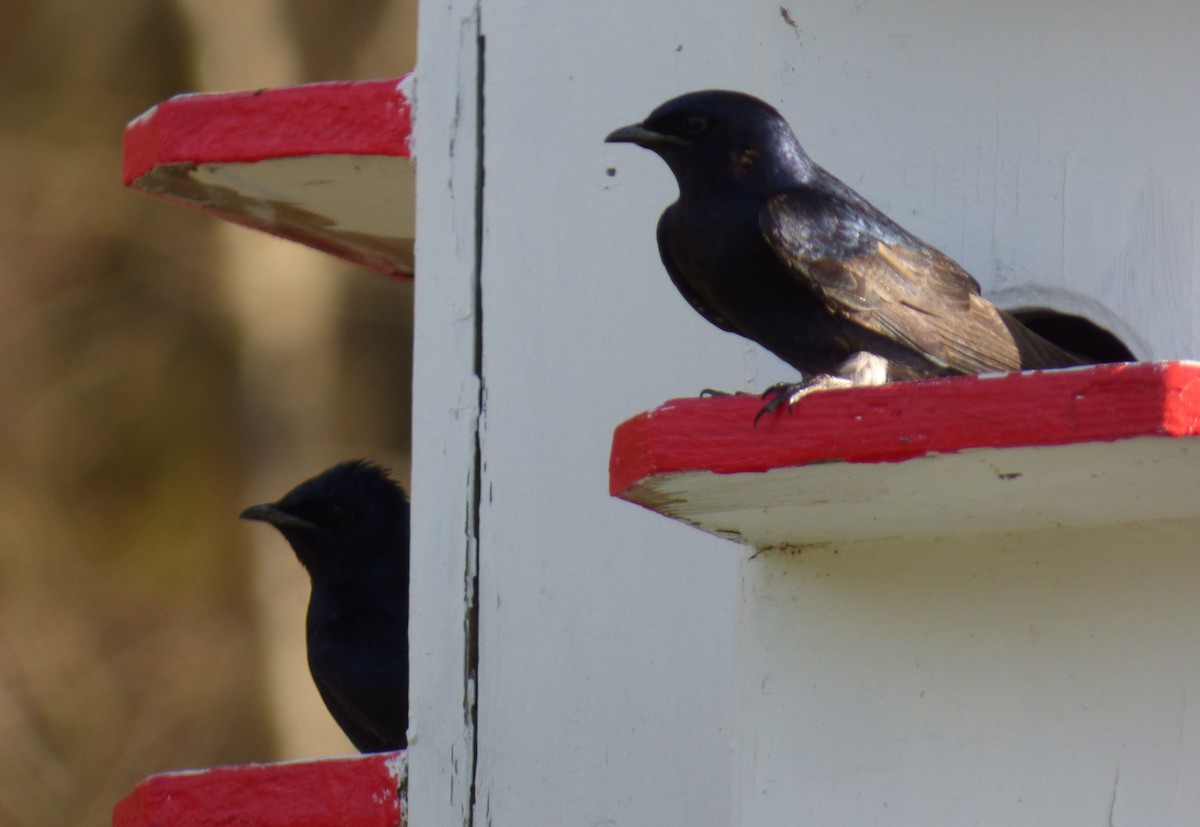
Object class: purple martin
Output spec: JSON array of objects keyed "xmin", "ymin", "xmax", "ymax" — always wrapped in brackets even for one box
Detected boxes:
[
  {"xmin": 241, "ymin": 460, "xmax": 408, "ymax": 753},
  {"xmin": 606, "ymin": 90, "xmax": 1099, "ymax": 418}
]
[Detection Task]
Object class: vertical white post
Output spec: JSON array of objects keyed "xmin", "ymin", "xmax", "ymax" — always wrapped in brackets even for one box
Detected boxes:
[{"xmin": 409, "ymin": 5, "xmax": 483, "ymax": 826}]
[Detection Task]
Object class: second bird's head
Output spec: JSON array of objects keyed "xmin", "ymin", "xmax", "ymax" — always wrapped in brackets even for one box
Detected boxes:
[
  {"xmin": 605, "ymin": 89, "xmax": 812, "ymax": 194},
  {"xmin": 239, "ymin": 460, "xmax": 409, "ymax": 580}
]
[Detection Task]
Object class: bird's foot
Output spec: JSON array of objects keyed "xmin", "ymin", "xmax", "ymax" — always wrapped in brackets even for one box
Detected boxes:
[{"xmin": 754, "ymin": 375, "xmax": 853, "ymax": 425}]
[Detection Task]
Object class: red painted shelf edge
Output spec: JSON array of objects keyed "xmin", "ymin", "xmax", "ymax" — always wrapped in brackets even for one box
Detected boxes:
[
  {"xmin": 609, "ymin": 361, "xmax": 1200, "ymax": 498},
  {"xmin": 112, "ymin": 752, "xmax": 405, "ymax": 827},
  {"xmin": 122, "ymin": 76, "xmax": 413, "ymax": 186}
]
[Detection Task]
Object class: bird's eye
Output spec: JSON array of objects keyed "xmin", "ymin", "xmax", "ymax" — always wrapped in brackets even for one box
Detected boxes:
[
  {"xmin": 684, "ymin": 114, "xmax": 708, "ymax": 134},
  {"xmin": 325, "ymin": 503, "xmax": 352, "ymax": 524}
]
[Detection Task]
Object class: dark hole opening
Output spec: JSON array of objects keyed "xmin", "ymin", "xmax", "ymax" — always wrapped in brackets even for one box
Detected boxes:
[{"xmin": 1008, "ymin": 307, "xmax": 1137, "ymax": 364}]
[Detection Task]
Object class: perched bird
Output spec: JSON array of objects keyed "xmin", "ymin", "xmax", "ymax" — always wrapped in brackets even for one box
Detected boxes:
[
  {"xmin": 606, "ymin": 90, "xmax": 1099, "ymax": 418},
  {"xmin": 240, "ymin": 460, "xmax": 409, "ymax": 753}
]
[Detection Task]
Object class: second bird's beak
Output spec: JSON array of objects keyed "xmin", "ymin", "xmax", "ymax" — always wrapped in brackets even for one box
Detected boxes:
[
  {"xmin": 605, "ymin": 123, "xmax": 684, "ymax": 148},
  {"xmin": 239, "ymin": 502, "xmax": 317, "ymax": 533}
]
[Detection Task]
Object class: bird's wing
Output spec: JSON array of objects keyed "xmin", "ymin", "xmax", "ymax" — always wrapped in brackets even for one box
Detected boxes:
[
  {"xmin": 656, "ymin": 215, "xmax": 738, "ymax": 333},
  {"xmin": 760, "ymin": 190, "xmax": 1069, "ymax": 373}
]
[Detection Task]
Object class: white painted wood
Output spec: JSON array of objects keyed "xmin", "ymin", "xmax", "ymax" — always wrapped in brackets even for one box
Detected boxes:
[
  {"xmin": 407, "ymin": 6, "xmax": 482, "ymax": 826},
  {"xmin": 631, "ymin": 436, "xmax": 1200, "ymax": 549},
  {"xmin": 733, "ymin": 522, "xmax": 1200, "ymax": 825},
  {"xmin": 190, "ymin": 154, "xmax": 415, "ymax": 244},
  {"xmin": 413, "ymin": 1, "xmax": 1200, "ymax": 825}
]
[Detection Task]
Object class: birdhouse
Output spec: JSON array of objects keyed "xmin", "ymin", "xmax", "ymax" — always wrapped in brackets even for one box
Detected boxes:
[{"xmin": 117, "ymin": 2, "xmax": 1200, "ymax": 826}]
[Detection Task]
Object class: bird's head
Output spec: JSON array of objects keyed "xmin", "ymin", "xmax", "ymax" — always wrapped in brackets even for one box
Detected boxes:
[
  {"xmin": 240, "ymin": 460, "xmax": 409, "ymax": 580},
  {"xmin": 605, "ymin": 90, "xmax": 812, "ymax": 196}
]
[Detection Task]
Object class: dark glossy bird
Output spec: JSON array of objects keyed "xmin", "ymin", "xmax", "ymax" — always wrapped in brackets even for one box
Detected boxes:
[
  {"xmin": 606, "ymin": 90, "xmax": 1097, "ymax": 418},
  {"xmin": 240, "ymin": 460, "xmax": 409, "ymax": 753}
]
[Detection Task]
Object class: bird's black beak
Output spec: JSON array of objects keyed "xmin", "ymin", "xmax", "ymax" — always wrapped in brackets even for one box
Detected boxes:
[
  {"xmin": 240, "ymin": 502, "xmax": 317, "ymax": 533},
  {"xmin": 605, "ymin": 123, "xmax": 685, "ymax": 149}
]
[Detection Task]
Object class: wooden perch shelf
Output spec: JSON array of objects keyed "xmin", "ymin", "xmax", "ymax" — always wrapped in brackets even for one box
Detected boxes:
[
  {"xmin": 122, "ymin": 77, "xmax": 414, "ymax": 277},
  {"xmin": 610, "ymin": 361, "xmax": 1200, "ymax": 548}
]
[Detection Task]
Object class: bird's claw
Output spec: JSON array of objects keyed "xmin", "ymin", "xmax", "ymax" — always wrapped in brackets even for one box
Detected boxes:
[
  {"xmin": 754, "ymin": 376, "xmax": 851, "ymax": 425},
  {"xmin": 754, "ymin": 382, "xmax": 808, "ymax": 425}
]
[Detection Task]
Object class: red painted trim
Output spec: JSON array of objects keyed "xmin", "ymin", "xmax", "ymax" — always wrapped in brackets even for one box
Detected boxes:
[
  {"xmin": 112, "ymin": 752, "xmax": 404, "ymax": 827},
  {"xmin": 122, "ymin": 77, "xmax": 412, "ymax": 186},
  {"xmin": 610, "ymin": 362, "xmax": 1200, "ymax": 497}
]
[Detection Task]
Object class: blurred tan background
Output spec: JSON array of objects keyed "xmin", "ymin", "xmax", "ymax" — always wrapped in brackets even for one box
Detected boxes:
[{"xmin": 0, "ymin": 2, "xmax": 417, "ymax": 824}]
